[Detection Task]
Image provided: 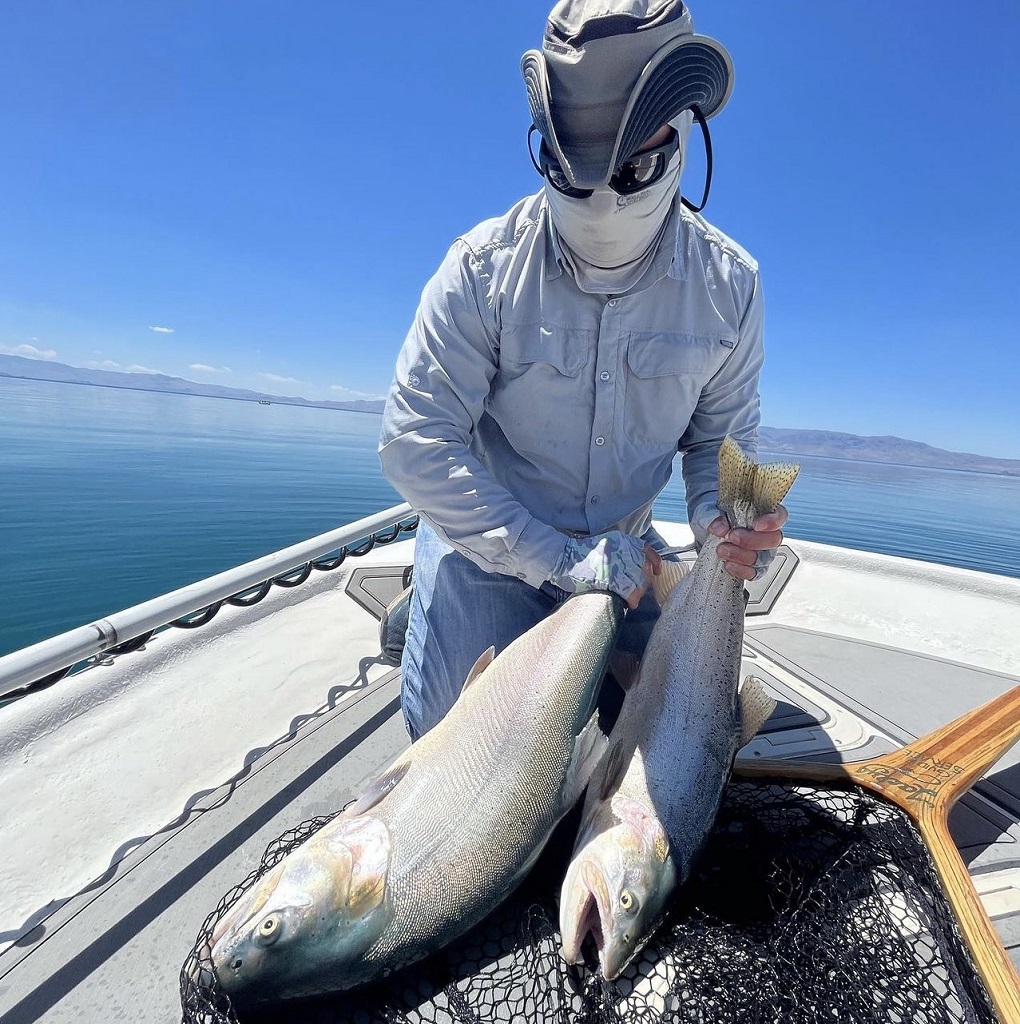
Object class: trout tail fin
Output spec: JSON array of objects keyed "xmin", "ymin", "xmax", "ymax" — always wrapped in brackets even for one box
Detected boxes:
[{"xmin": 717, "ymin": 436, "xmax": 800, "ymax": 530}]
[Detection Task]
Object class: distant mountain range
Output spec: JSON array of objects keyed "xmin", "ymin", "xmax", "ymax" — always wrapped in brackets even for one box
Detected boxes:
[
  {"xmin": 0, "ymin": 353, "xmax": 385, "ymax": 415},
  {"xmin": 4, "ymin": 353, "xmax": 1019, "ymax": 477},
  {"xmin": 757, "ymin": 426, "xmax": 1019, "ymax": 477}
]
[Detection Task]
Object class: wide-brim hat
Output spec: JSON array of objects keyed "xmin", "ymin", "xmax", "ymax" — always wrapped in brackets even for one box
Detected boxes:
[{"xmin": 522, "ymin": 0, "xmax": 733, "ymax": 190}]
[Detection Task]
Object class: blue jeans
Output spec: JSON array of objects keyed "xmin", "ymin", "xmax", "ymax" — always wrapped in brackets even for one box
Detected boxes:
[{"xmin": 400, "ymin": 522, "xmax": 673, "ymax": 741}]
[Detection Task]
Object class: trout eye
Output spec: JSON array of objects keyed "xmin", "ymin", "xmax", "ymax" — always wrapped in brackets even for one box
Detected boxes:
[
  {"xmin": 255, "ymin": 914, "xmax": 281, "ymax": 946},
  {"xmin": 620, "ymin": 890, "xmax": 636, "ymax": 912}
]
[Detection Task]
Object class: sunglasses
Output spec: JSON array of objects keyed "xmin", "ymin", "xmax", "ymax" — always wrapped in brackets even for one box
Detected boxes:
[
  {"xmin": 528, "ymin": 106, "xmax": 713, "ymax": 212},
  {"xmin": 530, "ymin": 129, "xmax": 679, "ymax": 200}
]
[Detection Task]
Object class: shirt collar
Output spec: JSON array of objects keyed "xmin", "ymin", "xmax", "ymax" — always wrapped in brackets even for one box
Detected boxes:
[{"xmin": 540, "ymin": 192, "xmax": 565, "ymax": 281}]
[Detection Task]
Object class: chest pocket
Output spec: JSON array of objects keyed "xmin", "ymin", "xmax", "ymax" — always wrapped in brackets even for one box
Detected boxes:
[
  {"xmin": 625, "ymin": 332, "xmax": 734, "ymax": 449},
  {"xmin": 489, "ymin": 322, "xmax": 592, "ymax": 458},
  {"xmin": 498, "ymin": 322, "xmax": 588, "ymax": 378}
]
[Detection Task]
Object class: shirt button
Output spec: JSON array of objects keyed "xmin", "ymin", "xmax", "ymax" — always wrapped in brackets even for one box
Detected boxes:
[
  {"xmin": 516, "ymin": 572, "xmax": 526, "ymax": 580},
  {"xmin": 594, "ymin": 436, "xmax": 605, "ymax": 446},
  {"xmin": 599, "ymin": 371, "xmax": 611, "ymax": 382},
  {"xmin": 590, "ymin": 496, "xmax": 600, "ymax": 505}
]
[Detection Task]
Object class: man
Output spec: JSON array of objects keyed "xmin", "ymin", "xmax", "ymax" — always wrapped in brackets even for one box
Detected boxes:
[{"xmin": 379, "ymin": 0, "xmax": 787, "ymax": 740}]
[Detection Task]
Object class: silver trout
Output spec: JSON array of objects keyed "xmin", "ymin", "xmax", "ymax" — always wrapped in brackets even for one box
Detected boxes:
[
  {"xmin": 209, "ymin": 590, "xmax": 622, "ymax": 1002},
  {"xmin": 560, "ymin": 437, "xmax": 798, "ymax": 979}
]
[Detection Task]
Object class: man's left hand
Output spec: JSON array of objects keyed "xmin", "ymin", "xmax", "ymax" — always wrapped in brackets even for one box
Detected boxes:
[{"xmin": 708, "ymin": 506, "xmax": 789, "ymax": 582}]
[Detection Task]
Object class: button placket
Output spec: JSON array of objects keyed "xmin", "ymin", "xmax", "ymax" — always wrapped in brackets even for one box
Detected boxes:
[{"xmin": 588, "ymin": 301, "xmax": 622, "ymax": 531}]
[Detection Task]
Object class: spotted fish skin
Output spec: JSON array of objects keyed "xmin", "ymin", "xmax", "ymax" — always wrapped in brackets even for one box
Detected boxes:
[
  {"xmin": 209, "ymin": 590, "xmax": 623, "ymax": 1002},
  {"xmin": 560, "ymin": 438, "xmax": 799, "ymax": 979}
]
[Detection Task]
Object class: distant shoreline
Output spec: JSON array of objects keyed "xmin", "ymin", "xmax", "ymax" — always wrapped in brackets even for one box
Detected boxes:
[
  {"xmin": 4, "ymin": 367, "xmax": 1018, "ymax": 478},
  {"xmin": 0, "ymin": 372, "xmax": 384, "ymax": 416},
  {"xmin": 757, "ymin": 448, "xmax": 1017, "ymax": 480}
]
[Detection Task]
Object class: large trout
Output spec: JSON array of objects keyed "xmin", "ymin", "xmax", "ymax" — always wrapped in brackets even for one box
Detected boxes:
[
  {"xmin": 209, "ymin": 590, "xmax": 622, "ymax": 1002},
  {"xmin": 560, "ymin": 437, "xmax": 799, "ymax": 978}
]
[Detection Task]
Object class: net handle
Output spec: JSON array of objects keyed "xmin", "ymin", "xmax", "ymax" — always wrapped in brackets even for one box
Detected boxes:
[{"xmin": 736, "ymin": 684, "xmax": 1020, "ymax": 1023}]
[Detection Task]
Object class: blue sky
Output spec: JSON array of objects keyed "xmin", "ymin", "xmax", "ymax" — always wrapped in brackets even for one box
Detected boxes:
[{"xmin": 1, "ymin": 1, "xmax": 1018, "ymax": 457}]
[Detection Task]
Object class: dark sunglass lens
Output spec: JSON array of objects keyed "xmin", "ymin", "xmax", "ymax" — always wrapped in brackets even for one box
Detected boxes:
[
  {"xmin": 539, "ymin": 143, "xmax": 593, "ymax": 198},
  {"xmin": 546, "ymin": 163, "xmax": 575, "ymax": 192},
  {"xmin": 611, "ymin": 132, "xmax": 680, "ymax": 195},
  {"xmin": 613, "ymin": 152, "xmax": 665, "ymax": 195}
]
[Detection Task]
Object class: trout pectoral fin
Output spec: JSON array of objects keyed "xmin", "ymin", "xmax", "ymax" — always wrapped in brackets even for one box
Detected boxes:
[
  {"xmin": 651, "ymin": 559, "xmax": 690, "ymax": 608},
  {"xmin": 347, "ymin": 761, "xmax": 410, "ymax": 816},
  {"xmin": 599, "ymin": 741, "xmax": 628, "ymax": 801},
  {"xmin": 461, "ymin": 645, "xmax": 495, "ymax": 693},
  {"xmin": 738, "ymin": 674, "xmax": 777, "ymax": 747},
  {"xmin": 609, "ymin": 650, "xmax": 641, "ymax": 691},
  {"xmin": 562, "ymin": 716, "xmax": 609, "ymax": 812}
]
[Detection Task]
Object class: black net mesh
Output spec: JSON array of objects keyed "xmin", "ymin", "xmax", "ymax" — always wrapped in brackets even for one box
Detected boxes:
[{"xmin": 180, "ymin": 779, "xmax": 997, "ymax": 1024}]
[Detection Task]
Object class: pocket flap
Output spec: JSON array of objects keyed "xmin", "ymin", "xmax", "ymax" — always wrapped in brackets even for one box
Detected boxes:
[
  {"xmin": 627, "ymin": 332, "xmax": 733, "ymax": 379},
  {"xmin": 501, "ymin": 322, "xmax": 587, "ymax": 377}
]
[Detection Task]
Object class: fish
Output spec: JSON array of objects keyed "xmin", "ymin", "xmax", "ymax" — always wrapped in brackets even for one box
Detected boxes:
[
  {"xmin": 208, "ymin": 589, "xmax": 623, "ymax": 1003},
  {"xmin": 559, "ymin": 437, "xmax": 798, "ymax": 979}
]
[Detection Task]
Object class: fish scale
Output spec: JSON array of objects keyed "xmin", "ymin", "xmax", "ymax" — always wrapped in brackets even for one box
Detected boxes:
[
  {"xmin": 560, "ymin": 437, "xmax": 799, "ymax": 980},
  {"xmin": 379, "ymin": 617, "xmax": 604, "ymax": 958},
  {"xmin": 210, "ymin": 588, "xmax": 622, "ymax": 1001},
  {"xmin": 633, "ymin": 533, "xmax": 745, "ymax": 862}
]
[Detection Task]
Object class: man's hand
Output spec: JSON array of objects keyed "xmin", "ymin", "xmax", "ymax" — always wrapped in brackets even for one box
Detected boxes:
[
  {"xmin": 708, "ymin": 506, "xmax": 788, "ymax": 582},
  {"xmin": 549, "ymin": 532, "xmax": 661, "ymax": 609}
]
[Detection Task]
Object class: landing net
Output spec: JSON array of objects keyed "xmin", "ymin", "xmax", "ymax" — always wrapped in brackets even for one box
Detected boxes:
[{"xmin": 180, "ymin": 778, "xmax": 997, "ymax": 1024}]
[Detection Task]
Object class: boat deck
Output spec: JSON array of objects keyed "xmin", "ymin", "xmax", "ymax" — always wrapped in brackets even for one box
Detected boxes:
[{"xmin": 1, "ymin": 535, "xmax": 1019, "ymax": 1022}]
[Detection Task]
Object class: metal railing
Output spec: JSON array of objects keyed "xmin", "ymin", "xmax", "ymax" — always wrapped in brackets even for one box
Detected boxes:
[{"xmin": 0, "ymin": 503, "xmax": 416, "ymax": 701}]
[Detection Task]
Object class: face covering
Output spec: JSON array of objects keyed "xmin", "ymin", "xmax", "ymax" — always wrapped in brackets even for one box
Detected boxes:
[
  {"xmin": 545, "ymin": 111, "xmax": 692, "ymax": 294},
  {"xmin": 547, "ymin": 148, "xmax": 681, "ymax": 269}
]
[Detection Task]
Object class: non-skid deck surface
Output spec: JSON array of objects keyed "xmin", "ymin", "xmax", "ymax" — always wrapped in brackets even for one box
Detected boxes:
[
  {"xmin": 0, "ymin": 673, "xmax": 407, "ymax": 1024},
  {"xmin": 746, "ymin": 623, "xmax": 1020, "ymax": 969}
]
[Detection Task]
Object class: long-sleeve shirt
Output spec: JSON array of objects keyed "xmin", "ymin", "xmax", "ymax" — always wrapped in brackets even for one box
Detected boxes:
[{"xmin": 379, "ymin": 189, "xmax": 763, "ymax": 589}]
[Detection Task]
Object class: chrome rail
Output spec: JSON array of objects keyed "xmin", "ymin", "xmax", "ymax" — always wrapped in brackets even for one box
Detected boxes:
[{"xmin": 0, "ymin": 502, "xmax": 415, "ymax": 700}]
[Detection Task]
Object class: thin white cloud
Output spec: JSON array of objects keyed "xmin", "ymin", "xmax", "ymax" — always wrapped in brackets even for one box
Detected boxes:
[
  {"xmin": 330, "ymin": 383, "xmax": 384, "ymax": 400},
  {"xmin": 259, "ymin": 372, "xmax": 302, "ymax": 385},
  {"xmin": 82, "ymin": 360, "xmax": 160, "ymax": 376},
  {"xmin": 0, "ymin": 343, "xmax": 58, "ymax": 360},
  {"xmin": 189, "ymin": 363, "xmax": 232, "ymax": 374},
  {"xmin": 148, "ymin": 326, "xmax": 174, "ymax": 334}
]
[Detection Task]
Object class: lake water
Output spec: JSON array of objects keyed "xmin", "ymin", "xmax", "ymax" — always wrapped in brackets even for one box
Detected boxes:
[{"xmin": 1, "ymin": 377, "xmax": 1018, "ymax": 658}]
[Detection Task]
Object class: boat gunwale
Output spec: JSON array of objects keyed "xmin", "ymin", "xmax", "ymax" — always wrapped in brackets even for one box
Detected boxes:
[{"xmin": 0, "ymin": 502, "xmax": 414, "ymax": 700}]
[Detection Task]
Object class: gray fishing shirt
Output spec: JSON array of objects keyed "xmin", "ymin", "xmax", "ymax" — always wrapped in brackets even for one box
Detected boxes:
[{"xmin": 378, "ymin": 189, "xmax": 763, "ymax": 589}]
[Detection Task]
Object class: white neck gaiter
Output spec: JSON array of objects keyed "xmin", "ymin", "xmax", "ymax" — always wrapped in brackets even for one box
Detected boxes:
[
  {"xmin": 551, "ymin": 184, "xmax": 677, "ymax": 295},
  {"xmin": 546, "ymin": 112, "xmax": 691, "ymax": 295}
]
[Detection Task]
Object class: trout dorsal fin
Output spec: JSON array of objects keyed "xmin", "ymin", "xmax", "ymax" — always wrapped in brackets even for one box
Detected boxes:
[{"xmin": 717, "ymin": 436, "xmax": 800, "ymax": 530}]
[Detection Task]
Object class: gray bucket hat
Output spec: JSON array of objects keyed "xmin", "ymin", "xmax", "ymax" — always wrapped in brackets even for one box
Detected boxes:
[{"xmin": 522, "ymin": 0, "xmax": 733, "ymax": 190}]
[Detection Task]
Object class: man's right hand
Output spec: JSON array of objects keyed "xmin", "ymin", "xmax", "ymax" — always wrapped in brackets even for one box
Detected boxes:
[{"xmin": 548, "ymin": 531, "xmax": 661, "ymax": 609}]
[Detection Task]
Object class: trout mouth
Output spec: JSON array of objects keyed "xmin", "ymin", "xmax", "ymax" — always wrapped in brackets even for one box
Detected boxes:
[
  {"xmin": 577, "ymin": 861, "xmax": 612, "ymax": 968},
  {"xmin": 576, "ymin": 888, "xmax": 605, "ymax": 957}
]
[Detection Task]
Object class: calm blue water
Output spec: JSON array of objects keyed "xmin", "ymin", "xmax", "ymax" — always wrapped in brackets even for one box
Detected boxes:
[{"xmin": 2, "ymin": 377, "xmax": 1018, "ymax": 658}]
